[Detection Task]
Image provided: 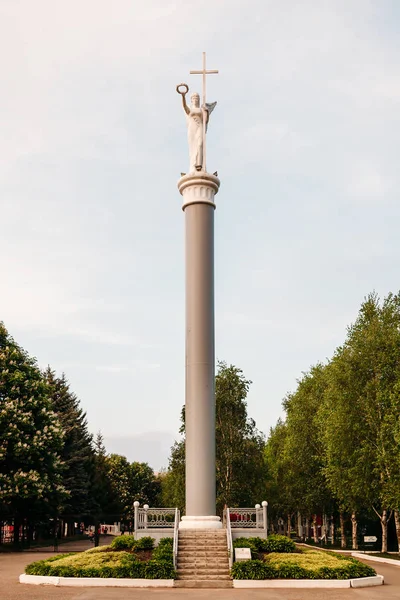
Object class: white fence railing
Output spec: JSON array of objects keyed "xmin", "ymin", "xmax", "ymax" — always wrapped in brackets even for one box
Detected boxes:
[
  {"xmin": 173, "ymin": 508, "xmax": 180, "ymax": 571},
  {"xmin": 225, "ymin": 507, "xmax": 233, "ymax": 569},
  {"xmin": 134, "ymin": 503, "xmax": 176, "ymax": 534},
  {"xmin": 223, "ymin": 502, "xmax": 268, "ymax": 530}
]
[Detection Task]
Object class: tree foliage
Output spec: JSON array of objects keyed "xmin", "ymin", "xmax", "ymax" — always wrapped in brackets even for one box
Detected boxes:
[
  {"xmin": 45, "ymin": 368, "xmax": 95, "ymax": 517},
  {"xmin": 162, "ymin": 361, "xmax": 266, "ymax": 512},
  {"xmin": 266, "ymin": 292, "xmax": 400, "ymax": 552},
  {"xmin": 0, "ymin": 323, "xmax": 67, "ymax": 527}
]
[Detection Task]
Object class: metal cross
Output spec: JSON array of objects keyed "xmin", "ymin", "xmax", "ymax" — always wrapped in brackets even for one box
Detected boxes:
[
  {"xmin": 190, "ymin": 52, "xmax": 218, "ymax": 171},
  {"xmin": 190, "ymin": 51, "xmax": 218, "ymax": 108}
]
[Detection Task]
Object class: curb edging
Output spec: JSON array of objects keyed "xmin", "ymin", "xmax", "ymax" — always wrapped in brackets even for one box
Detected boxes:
[
  {"xmin": 19, "ymin": 574, "xmax": 174, "ymax": 587},
  {"xmin": 352, "ymin": 552, "xmax": 400, "ymax": 567},
  {"xmin": 233, "ymin": 575, "xmax": 384, "ymax": 588},
  {"xmin": 20, "ymin": 573, "xmax": 384, "ymax": 589}
]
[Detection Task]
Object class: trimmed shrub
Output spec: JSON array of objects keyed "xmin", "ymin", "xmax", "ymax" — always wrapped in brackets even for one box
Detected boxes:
[
  {"xmin": 263, "ymin": 535, "xmax": 296, "ymax": 553},
  {"xmin": 25, "ymin": 537, "xmax": 176, "ymax": 580},
  {"xmin": 152, "ymin": 537, "xmax": 174, "ymax": 564},
  {"xmin": 230, "ymin": 548, "xmax": 377, "ymax": 580},
  {"xmin": 135, "ymin": 536, "xmax": 155, "ymax": 551},
  {"xmin": 233, "ymin": 535, "xmax": 295, "ymax": 554},
  {"xmin": 157, "ymin": 537, "xmax": 173, "ymax": 549},
  {"xmin": 153, "ymin": 546, "xmax": 173, "ymax": 562},
  {"xmin": 26, "ymin": 554, "xmax": 75, "ymax": 575},
  {"xmin": 231, "ymin": 560, "xmax": 275, "ymax": 580},
  {"xmin": 145, "ymin": 560, "xmax": 175, "ymax": 579},
  {"xmin": 111, "ymin": 535, "xmax": 137, "ymax": 550}
]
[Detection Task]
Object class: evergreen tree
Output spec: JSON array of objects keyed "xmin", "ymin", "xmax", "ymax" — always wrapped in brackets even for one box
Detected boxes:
[
  {"xmin": 91, "ymin": 431, "xmax": 114, "ymax": 520},
  {"xmin": 44, "ymin": 368, "xmax": 94, "ymax": 521}
]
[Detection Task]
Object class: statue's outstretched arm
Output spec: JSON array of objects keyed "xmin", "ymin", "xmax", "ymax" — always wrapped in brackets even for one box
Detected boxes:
[
  {"xmin": 182, "ymin": 94, "xmax": 190, "ymax": 115},
  {"xmin": 176, "ymin": 84, "xmax": 190, "ymax": 115}
]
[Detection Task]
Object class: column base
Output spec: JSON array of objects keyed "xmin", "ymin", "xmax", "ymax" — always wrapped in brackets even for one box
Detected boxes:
[{"xmin": 179, "ymin": 516, "xmax": 222, "ymax": 530}]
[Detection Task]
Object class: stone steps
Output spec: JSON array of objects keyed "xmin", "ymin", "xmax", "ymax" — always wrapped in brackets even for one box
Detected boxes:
[
  {"xmin": 178, "ymin": 554, "xmax": 228, "ymax": 567},
  {"xmin": 177, "ymin": 576, "xmax": 231, "ymax": 581},
  {"xmin": 176, "ymin": 528, "xmax": 231, "ymax": 587},
  {"xmin": 179, "ymin": 542, "xmax": 226, "ymax": 552},
  {"xmin": 177, "ymin": 566, "xmax": 228, "ymax": 579}
]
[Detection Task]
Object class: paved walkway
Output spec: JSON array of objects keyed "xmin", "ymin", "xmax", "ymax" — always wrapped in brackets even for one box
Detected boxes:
[
  {"xmin": 23, "ymin": 535, "xmax": 113, "ymax": 553},
  {"xmin": 1, "ymin": 551, "xmax": 400, "ymax": 600}
]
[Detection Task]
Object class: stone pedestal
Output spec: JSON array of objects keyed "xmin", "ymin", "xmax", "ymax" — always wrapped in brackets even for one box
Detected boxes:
[{"xmin": 178, "ymin": 171, "xmax": 221, "ymax": 530}]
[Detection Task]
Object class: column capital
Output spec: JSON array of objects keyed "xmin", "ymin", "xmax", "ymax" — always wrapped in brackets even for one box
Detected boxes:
[{"xmin": 178, "ymin": 172, "xmax": 220, "ymax": 211}]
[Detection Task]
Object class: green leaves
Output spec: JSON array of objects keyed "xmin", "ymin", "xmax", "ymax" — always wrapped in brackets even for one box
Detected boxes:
[
  {"xmin": 163, "ymin": 361, "xmax": 266, "ymax": 511},
  {"xmin": 0, "ymin": 322, "xmax": 67, "ymax": 519},
  {"xmin": 104, "ymin": 455, "xmax": 161, "ymax": 520},
  {"xmin": 233, "ymin": 535, "xmax": 296, "ymax": 555},
  {"xmin": 266, "ymin": 291, "xmax": 400, "ymax": 552}
]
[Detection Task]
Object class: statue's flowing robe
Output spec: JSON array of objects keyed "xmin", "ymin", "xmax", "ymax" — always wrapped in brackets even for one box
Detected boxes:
[
  {"xmin": 187, "ymin": 108, "xmax": 203, "ymax": 172},
  {"xmin": 186, "ymin": 102, "xmax": 216, "ymax": 172}
]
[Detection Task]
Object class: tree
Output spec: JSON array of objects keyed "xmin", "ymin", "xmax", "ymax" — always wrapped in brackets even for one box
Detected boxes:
[
  {"xmin": 215, "ymin": 362, "xmax": 266, "ymax": 511},
  {"xmin": 162, "ymin": 361, "xmax": 266, "ymax": 512},
  {"xmin": 161, "ymin": 441, "xmax": 185, "ymax": 511},
  {"xmin": 45, "ymin": 368, "xmax": 95, "ymax": 527},
  {"xmin": 281, "ymin": 364, "xmax": 333, "ymax": 540},
  {"xmin": 264, "ymin": 420, "xmax": 291, "ymax": 530},
  {"xmin": 0, "ymin": 323, "xmax": 66, "ymax": 544},
  {"xmin": 339, "ymin": 293, "xmax": 400, "ymax": 552},
  {"xmin": 105, "ymin": 454, "xmax": 161, "ymax": 521},
  {"xmin": 319, "ymin": 347, "xmax": 373, "ymax": 549},
  {"xmin": 91, "ymin": 431, "xmax": 113, "ymax": 518},
  {"xmin": 131, "ymin": 461, "xmax": 162, "ymax": 507}
]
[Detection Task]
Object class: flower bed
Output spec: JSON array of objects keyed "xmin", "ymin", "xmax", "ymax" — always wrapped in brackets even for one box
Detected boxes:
[
  {"xmin": 232, "ymin": 536, "xmax": 376, "ymax": 580},
  {"xmin": 25, "ymin": 536, "xmax": 175, "ymax": 580}
]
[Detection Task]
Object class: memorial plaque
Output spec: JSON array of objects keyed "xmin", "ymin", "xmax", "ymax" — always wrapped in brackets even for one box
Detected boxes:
[{"xmin": 235, "ymin": 548, "xmax": 252, "ymax": 561}]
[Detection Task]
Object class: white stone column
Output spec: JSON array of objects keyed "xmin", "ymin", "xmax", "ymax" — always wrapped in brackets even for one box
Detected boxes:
[{"xmin": 178, "ymin": 171, "xmax": 221, "ymax": 530}]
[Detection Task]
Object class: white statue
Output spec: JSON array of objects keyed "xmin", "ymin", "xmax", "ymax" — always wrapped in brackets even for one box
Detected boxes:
[{"xmin": 177, "ymin": 84, "xmax": 217, "ymax": 173}]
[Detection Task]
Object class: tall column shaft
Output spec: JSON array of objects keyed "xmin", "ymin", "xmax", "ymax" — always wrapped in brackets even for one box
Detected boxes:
[{"xmin": 178, "ymin": 172, "xmax": 221, "ymax": 529}]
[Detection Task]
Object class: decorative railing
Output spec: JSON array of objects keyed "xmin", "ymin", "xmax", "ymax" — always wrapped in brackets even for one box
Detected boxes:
[
  {"xmin": 134, "ymin": 504, "xmax": 176, "ymax": 532},
  {"xmin": 173, "ymin": 508, "xmax": 180, "ymax": 571},
  {"xmin": 225, "ymin": 507, "xmax": 233, "ymax": 568},
  {"xmin": 223, "ymin": 502, "xmax": 268, "ymax": 530}
]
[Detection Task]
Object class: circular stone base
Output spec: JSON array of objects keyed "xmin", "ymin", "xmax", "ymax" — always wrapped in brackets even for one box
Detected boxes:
[{"xmin": 179, "ymin": 516, "xmax": 222, "ymax": 529}]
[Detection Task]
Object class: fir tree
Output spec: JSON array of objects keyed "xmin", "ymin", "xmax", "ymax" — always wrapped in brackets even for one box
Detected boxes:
[{"xmin": 44, "ymin": 368, "xmax": 94, "ymax": 521}]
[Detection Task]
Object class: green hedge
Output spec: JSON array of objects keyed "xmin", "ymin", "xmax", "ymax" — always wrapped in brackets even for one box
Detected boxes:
[
  {"xmin": 231, "ymin": 560, "xmax": 276, "ymax": 580},
  {"xmin": 26, "ymin": 554, "xmax": 175, "ymax": 579},
  {"xmin": 158, "ymin": 537, "xmax": 173, "ymax": 549},
  {"xmin": 25, "ymin": 537, "xmax": 175, "ymax": 580},
  {"xmin": 233, "ymin": 535, "xmax": 296, "ymax": 554},
  {"xmin": 231, "ymin": 555, "xmax": 376, "ymax": 580},
  {"xmin": 110, "ymin": 535, "xmax": 155, "ymax": 551},
  {"xmin": 262, "ymin": 535, "xmax": 296, "ymax": 553}
]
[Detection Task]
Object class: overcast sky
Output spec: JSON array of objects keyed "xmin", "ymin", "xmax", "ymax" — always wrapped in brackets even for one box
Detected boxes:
[{"xmin": 1, "ymin": 0, "xmax": 399, "ymax": 469}]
